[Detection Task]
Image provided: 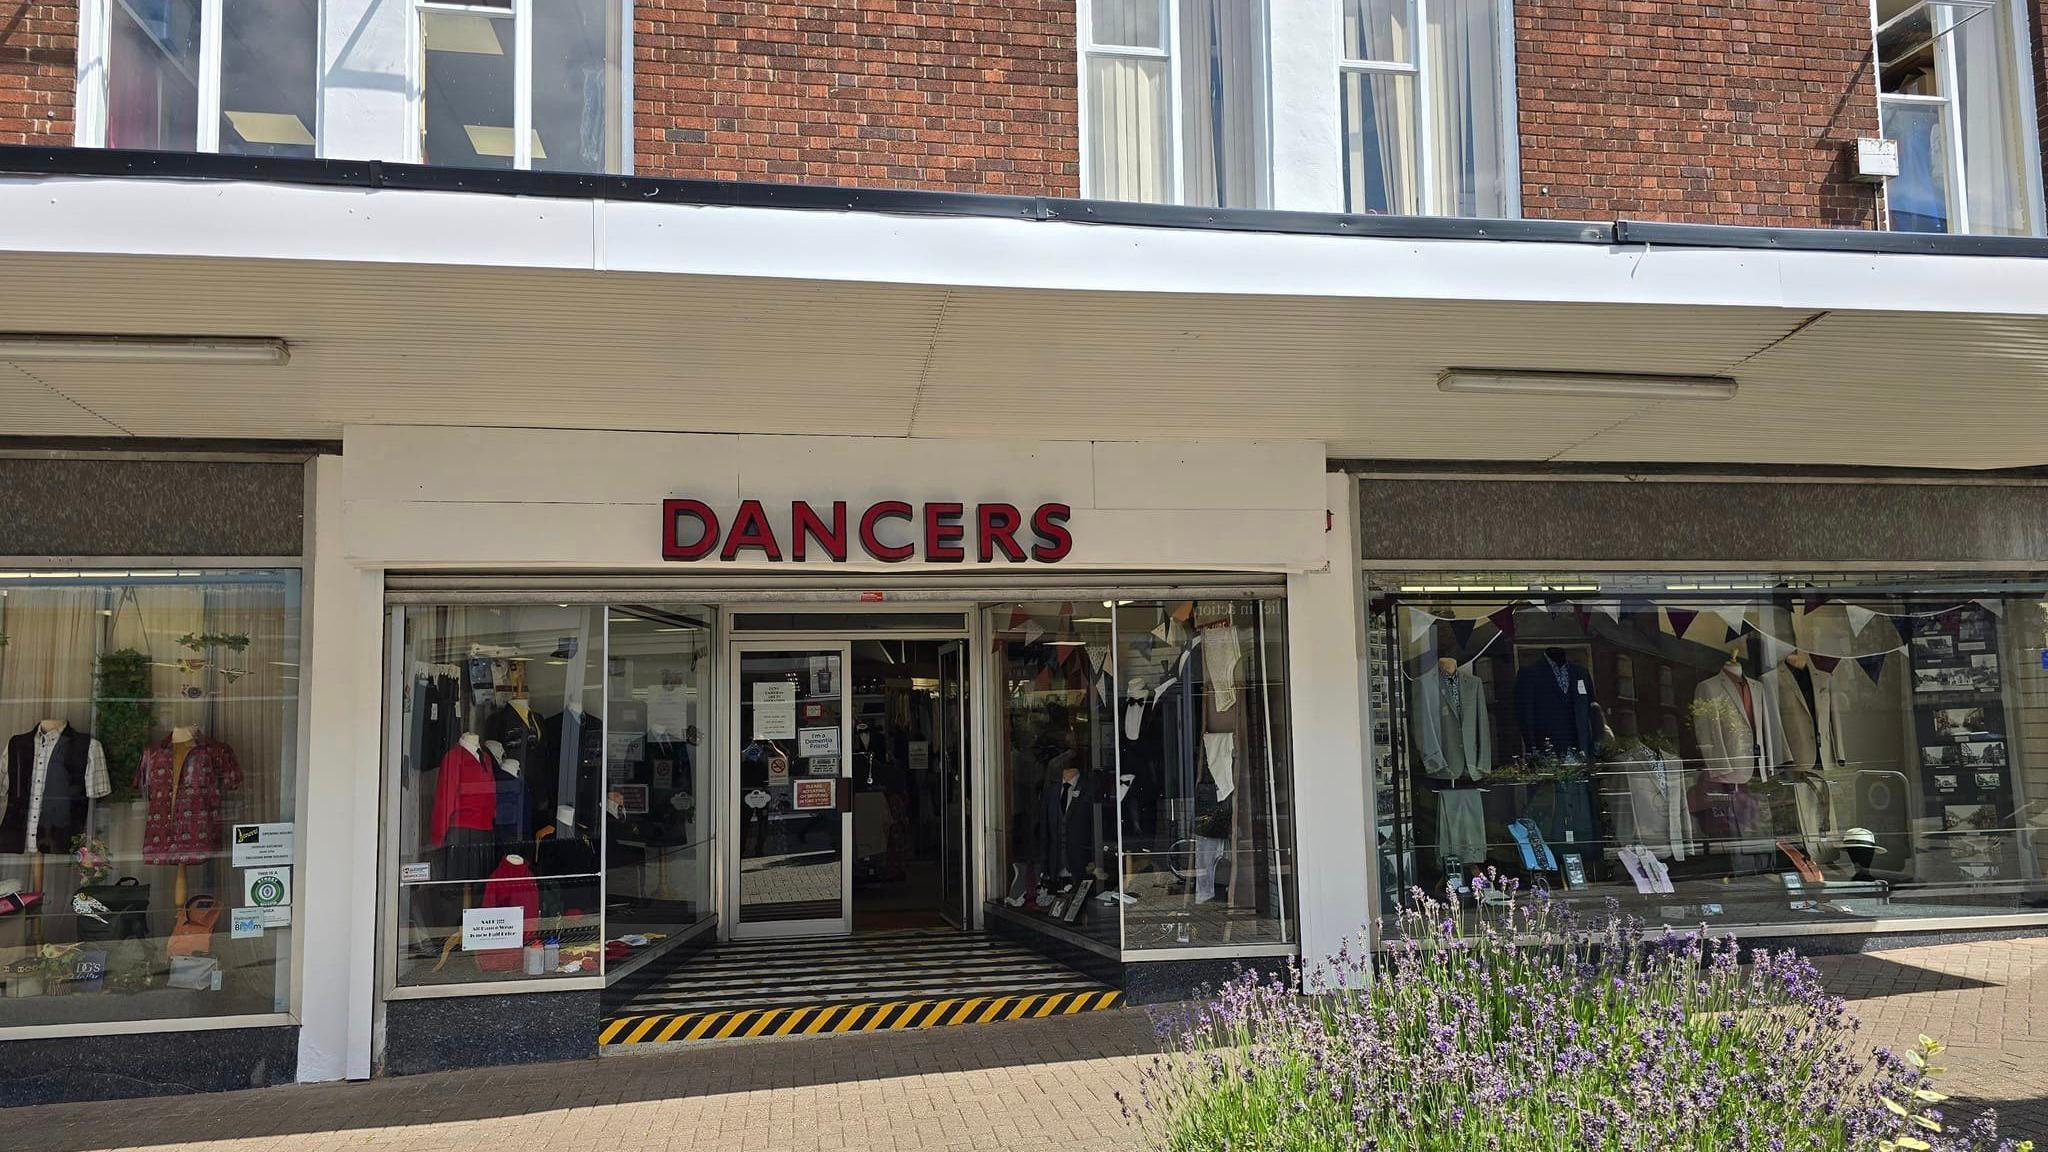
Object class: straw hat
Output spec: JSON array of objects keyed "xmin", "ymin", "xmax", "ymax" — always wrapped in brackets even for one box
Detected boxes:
[{"xmin": 1841, "ymin": 827, "xmax": 1886, "ymax": 855}]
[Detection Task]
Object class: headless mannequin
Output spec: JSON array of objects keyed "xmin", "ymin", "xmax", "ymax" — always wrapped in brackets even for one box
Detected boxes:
[
  {"xmin": 169, "ymin": 725, "xmax": 196, "ymax": 908},
  {"xmin": 27, "ymin": 719, "xmax": 64, "ymax": 930},
  {"xmin": 436, "ymin": 732, "xmax": 486, "ymax": 970}
]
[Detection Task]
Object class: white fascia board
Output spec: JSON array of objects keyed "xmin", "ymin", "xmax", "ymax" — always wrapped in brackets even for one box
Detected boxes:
[{"xmin": 5, "ymin": 174, "xmax": 2048, "ymax": 316}]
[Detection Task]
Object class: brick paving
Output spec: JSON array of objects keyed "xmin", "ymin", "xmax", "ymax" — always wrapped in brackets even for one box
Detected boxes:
[{"xmin": 7, "ymin": 935, "xmax": 2046, "ymax": 1152}]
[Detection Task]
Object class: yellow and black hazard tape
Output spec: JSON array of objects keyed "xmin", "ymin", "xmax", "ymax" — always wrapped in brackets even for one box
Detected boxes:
[{"xmin": 599, "ymin": 989, "xmax": 1124, "ymax": 1046}]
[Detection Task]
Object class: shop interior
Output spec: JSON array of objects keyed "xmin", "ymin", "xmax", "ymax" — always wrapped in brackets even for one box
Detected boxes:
[{"xmin": 1370, "ymin": 585, "xmax": 2048, "ymax": 933}]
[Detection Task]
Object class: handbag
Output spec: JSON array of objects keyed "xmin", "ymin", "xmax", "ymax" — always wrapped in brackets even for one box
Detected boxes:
[
  {"xmin": 167, "ymin": 895, "xmax": 221, "ymax": 958},
  {"xmin": 165, "ymin": 954, "xmax": 219, "ymax": 991},
  {"xmin": 75, "ymin": 877, "xmax": 151, "ymax": 942}
]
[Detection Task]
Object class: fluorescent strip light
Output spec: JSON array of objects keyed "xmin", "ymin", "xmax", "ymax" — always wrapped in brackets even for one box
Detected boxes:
[
  {"xmin": 0, "ymin": 335, "xmax": 290, "ymax": 365},
  {"xmin": 1436, "ymin": 369, "xmax": 1737, "ymax": 400}
]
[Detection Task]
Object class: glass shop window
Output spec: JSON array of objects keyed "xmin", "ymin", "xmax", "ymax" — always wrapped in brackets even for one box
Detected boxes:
[
  {"xmin": 391, "ymin": 603, "xmax": 713, "ymax": 989},
  {"xmin": 0, "ymin": 570, "xmax": 301, "ymax": 1028},
  {"xmin": 987, "ymin": 598, "xmax": 1295, "ymax": 954},
  {"xmin": 1340, "ymin": 0, "xmax": 1515, "ymax": 216},
  {"xmin": 1376, "ymin": 587, "xmax": 2048, "ymax": 935}
]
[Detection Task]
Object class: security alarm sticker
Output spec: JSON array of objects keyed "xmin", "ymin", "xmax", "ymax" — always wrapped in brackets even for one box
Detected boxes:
[{"xmin": 400, "ymin": 862, "xmax": 431, "ymax": 883}]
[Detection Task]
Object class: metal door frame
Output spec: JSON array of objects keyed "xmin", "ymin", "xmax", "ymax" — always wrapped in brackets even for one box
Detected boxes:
[
  {"xmin": 936, "ymin": 638, "xmax": 971, "ymax": 928},
  {"xmin": 725, "ymin": 637, "xmax": 855, "ymax": 939}
]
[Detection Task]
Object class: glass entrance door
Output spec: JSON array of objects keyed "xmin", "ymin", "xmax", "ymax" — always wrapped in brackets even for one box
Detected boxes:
[
  {"xmin": 730, "ymin": 642, "xmax": 852, "ymax": 938},
  {"xmin": 936, "ymin": 640, "xmax": 971, "ymax": 928}
]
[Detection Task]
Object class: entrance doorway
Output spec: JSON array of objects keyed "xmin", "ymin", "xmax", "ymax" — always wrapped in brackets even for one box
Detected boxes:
[{"xmin": 728, "ymin": 631, "xmax": 971, "ymax": 939}]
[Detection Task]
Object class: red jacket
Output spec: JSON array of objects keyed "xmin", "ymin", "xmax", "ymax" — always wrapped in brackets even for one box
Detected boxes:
[
  {"xmin": 476, "ymin": 856, "xmax": 540, "ymax": 973},
  {"xmin": 429, "ymin": 743, "xmax": 497, "ymax": 846}
]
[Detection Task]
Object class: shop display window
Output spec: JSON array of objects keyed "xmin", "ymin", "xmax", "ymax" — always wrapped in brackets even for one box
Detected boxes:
[
  {"xmin": 391, "ymin": 604, "xmax": 711, "ymax": 989},
  {"xmin": 987, "ymin": 598, "xmax": 1295, "ymax": 954},
  {"xmin": 1373, "ymin": 582, "xmax": 2048, "ymax": 934},
  {"xmin": 0, "ymin": 569, "xmax": 301, "ymax": 1028}
]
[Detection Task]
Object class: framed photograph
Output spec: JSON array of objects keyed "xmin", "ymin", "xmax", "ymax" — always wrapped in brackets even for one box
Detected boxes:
[
  {"xmin": 1560, "ymin": 852, "xmax": 1588, "ymax": 889},
  {"xmin": 1912, "ymin": 635, "xmax": 1956, "ymax": 661},
  {"xmin": 1934, "ymin": 773, "xmax": 1959, "ymax": 793},
  {"xmin": 1974, "ymin": 771, "xmax": 2005, "ymax": 791}
]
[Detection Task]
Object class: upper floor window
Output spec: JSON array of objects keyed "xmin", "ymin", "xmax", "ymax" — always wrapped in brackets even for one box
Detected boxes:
[
  {"xmin": 1876, "ymin": 0, "xmax": 2042, "ymax": 235},
  {"xmin": 415, "ymin": 0, "xmax": 626, "ymax": 173},
  {"xmin": 1079, "ymin": 0, "xmax": 1271, "ymax": 208},
  {"xmin": 1339, "ymin": 0, "xmax": 1514, "ymax": 217},
  {"xmin": 91, "ymin": 0, "xmax": 319, "ymax": 157}
]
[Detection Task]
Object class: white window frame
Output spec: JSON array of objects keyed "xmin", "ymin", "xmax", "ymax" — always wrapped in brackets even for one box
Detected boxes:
[
  {"xmin": 408, "ymin": 0, "xmax": 635, "ymax": 174},
  {"xmin": 1075, "ymin": 0, "xmax": 1274, "ymax": 208},
  {"xmin": 75, "ymin": 0, "xmax": 325, "ymax": 155},
  {"xmin": 1334, "ymin": 0, "xmax": 1520, "ymax": 218},
  {"xmin": 1870, "ymin": 0, "xmax": 2046, "ymax": 235}
]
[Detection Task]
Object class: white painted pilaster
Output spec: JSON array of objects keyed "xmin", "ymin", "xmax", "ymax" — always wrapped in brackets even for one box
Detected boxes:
[
  {"xmin": 1267, "ymin": 0, "xmax": 1344, "ymax": 212},
  {"xmin": 1284, "ymin": 471, "xmax": 1371, "ymax": 978},
  {"xmin": 295, "ymin": 455, "xmax": 383, "ymax": 1082}
]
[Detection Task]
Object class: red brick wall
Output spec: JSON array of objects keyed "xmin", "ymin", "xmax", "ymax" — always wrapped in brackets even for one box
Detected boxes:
[
  {"xmin": 0, "ymin": 2, "xmax": 76, "ymax": 145},
  {"xmin": 633, "ymin": 0, "xmax": 1079, "ymax": 194},
  {"xmin": 1514, "ymin": 1, "xmax": 1882, "ymax": 229}
]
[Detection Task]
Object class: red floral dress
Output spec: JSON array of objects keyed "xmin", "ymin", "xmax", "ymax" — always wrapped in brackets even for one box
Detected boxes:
[{"xmin": 138, "ymin": 734, "xmax": 243, "ymax": 866}]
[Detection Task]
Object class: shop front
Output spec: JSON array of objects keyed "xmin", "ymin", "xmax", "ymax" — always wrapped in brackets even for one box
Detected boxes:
[
  {"xmin": 1358, "ymin": 470, "xmax": 2048, "ymax": 944},
  {"xmin": 0, "ymin": 448, "xmax": 314, "ymax": 1105},
  {"xmin": 344, "ymin": 426, "xmax": 1362, "ymax": 1073}
]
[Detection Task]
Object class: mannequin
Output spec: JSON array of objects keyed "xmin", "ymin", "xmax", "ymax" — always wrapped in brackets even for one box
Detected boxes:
[
  {"xmin": 1413, "ymin": 655, "xmax": 1491, "ymax": 877},
  {"xmin": 1765, "ymin": 649, "xmax": 1848, "ymax": 859},
  {"xmin": 430, "ymin": 732, "xmax": 497, "ymax": 971},
  {"xmin": 3, "ymin": 720, "xmax": 112, "ymax": 925},
  {"xmin": 485, "ymin": 738, "xmax": 529, "ymax": 846},
  {"xmin": 1693, "ymin": 648, "xmax": 1783, "ymax": 785},
  {"xmin": 1513, "ymin": 648, "xmax": 1594, "ymax": 762},
  {"xmin": 138, "ymin": 725, "xmax": 241, "ymax": 908},
  {"xmin": 1039, "ymin": 759, "xmax": 1092, "ymax": 891}
]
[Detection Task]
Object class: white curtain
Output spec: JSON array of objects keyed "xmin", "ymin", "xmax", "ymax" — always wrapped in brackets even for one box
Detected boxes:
[
  {"xmin": 1425, "ymin": 0, "xmax": 1508, "ymax": 216},
  {"xmin": 1178, "ymin": 0, "xmax": 1269, "ymax": 208},
  {"xmin": 1953, "ymin": 1, "xmax": 2032, "ymax": 235},
  {"xmin": 1087, "ymin": 54, "xmax": 1171, "ymax": 202}
]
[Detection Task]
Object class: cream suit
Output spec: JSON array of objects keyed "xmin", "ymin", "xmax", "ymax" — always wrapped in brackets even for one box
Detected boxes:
[
  {"xmin": 1692, "ymin": 669, "xmax": 1785, "ymax": 785},
  {"xmin": 1766, "ymin": 660, "xmax": 1849, "ymax": 859}
]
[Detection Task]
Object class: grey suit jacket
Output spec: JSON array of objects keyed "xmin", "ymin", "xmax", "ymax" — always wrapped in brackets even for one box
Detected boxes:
[{"xmin": 1411, "ymin": 668, "xmax": 1491, "ymax": 782}]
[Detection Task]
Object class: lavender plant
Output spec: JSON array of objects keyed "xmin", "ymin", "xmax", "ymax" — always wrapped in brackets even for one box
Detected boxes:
[{"xmin": 1126, "ymin": 878, "xmax": 2031, "ymax": 1152}]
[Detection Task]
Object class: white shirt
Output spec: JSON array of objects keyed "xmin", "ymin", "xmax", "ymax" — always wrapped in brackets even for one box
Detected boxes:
[{"xmin": 25, "ymin": 728, "xmax": 112, "ymax": 846}]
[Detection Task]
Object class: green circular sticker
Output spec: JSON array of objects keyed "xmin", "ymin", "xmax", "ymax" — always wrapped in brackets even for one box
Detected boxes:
[{"xmin": 249, "ymin": 874, "xmax": 287, "ymax": 907}]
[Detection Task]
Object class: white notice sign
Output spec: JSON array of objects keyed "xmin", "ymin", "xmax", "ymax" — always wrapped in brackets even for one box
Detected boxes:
[
  {"xmin": 753, "ymin": 682, "xmax": 797, "ymax": 739},
  {"xmin": 231, "ymin": 823, "xmax": 295, "ymax": 868},
  {"xmin": 798, "ymin": 726, "xmax": 840, "ymax": 757},
  {"xmin": 908, "ymin": 740, "xmax": 931, "ymax": 771},
  {"xmin": 462, "ymin": 907, "xmax": 524, "ymax": 951}
]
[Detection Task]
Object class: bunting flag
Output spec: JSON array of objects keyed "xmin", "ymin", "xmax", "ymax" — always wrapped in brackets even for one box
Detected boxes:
[
  {"xmin": 1571, "ymin": 605, "xmax": 1592, "ymax": 634},
  {"xmin": 1171, "ymin": 601, "xmax": 1195, "ymax": 622},
  {"xmin": 1845, "ymin": 605, "xmax": 1878, "ymax": 638},
  {"xmin": 1665, "ymin": 606, "xmax": 1698, "ymax": 638},
  {"xmin": 1712, "ymin": 606, "xmax": 1749, "ymax": 639},
  {"xmin": 1809, "ymin": 653, "xmax": 1842, "ymax": 675},
  {"xmin": 1449, "ymin": 617, "xmax": 1478, "ymax": 650},
  {"xmin": 1592, "ymin": 600, "xmax": 1623, "ymax": 623},
  {"xmin": 1032, "ymin": 666, "xmax": 1054, "ymax": 691},
  {"xmin": 1022, "ymin": 620, "xmax": 1046, "ymax": 646},
  {"xmin": 1487, "ymin": 606, "xmax": 1517, "ymax": 641},
  {"xmin": 1856, "ymin": 652, "xmax": 1890, "ymax": 685},
  {"xmin": 1008, "ymin": 607, "xmax": 1032, "ymax": 631},
  {"xmin": 1405, "ymin": 608, "xmax": 1435, "ymax": 644},
  {"xmin": 1974, "ymin": 598, "xmax": 2006, "ymax": 619},
  {"xmin": 1804, "ymin": 591, "xmax": 1832, "ymax": 614}
]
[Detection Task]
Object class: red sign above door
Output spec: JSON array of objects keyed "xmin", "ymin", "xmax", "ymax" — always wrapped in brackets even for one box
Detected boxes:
[{"xmin": 662, "ymin": 499, "xmax": 1073, "ymax": 564}]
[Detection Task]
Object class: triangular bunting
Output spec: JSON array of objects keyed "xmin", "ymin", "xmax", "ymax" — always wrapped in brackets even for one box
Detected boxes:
[
  {"xmin": 1008, "ymin": 607, "xmax": 1032, "ymax": 631},
  {"xmin": 1448, "ymin": 617, "xmax": 1478, "ymax": 650},
  {"xmin": 1592, "ymin": 600, "xmax": 1623, "ymax": 623},
  {"xmin": 1487, "ymin": 606, "xmax": 1516, "ymax": 642},
  {"xmin": 1810, "ymin": 653, "xmax": 1842, "ymax": 675},
  {"xmin": 1713, "ymin": 606, "xmax": 1748, "ymax": 640},
  {"xmin": 1571, "ymin": 605, "xmax": 1592, "ymax": 634},
  {"xmin": 1803, "ymin": 591, "xmax": 1831, "ymax": 614},
  {"xmin": 1665, "ymin": 606, "xmax": 1698, "ymax": 638},
  {"xmin": 1405, "ymin": 608, "xmax": 1435, "ymax": 644},
  {"xmin": 1845, "ymin": 605, "xmax": 1877, "ymax": 638},
  {"xmin": 1856, "ymin": 652, "xmax": 1890, "ymax": 685},
  {"xmin": 1974, "ymin": 598, "xmax": 2006, "ymax": 619}
]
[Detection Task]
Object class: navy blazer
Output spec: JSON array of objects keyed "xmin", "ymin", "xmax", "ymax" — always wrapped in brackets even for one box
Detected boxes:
[{"xmin": 1514, "ymin": 657, "xmax": 1595, "ymax": 760}]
